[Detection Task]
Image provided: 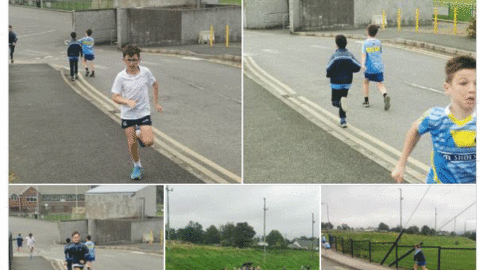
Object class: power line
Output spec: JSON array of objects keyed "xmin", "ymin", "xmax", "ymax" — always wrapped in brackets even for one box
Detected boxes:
[{"xmin": 438, "ymin": 201, "xmax": 476, "ymax": 231}]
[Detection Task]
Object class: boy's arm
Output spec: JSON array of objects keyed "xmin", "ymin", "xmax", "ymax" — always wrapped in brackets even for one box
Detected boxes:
[
  {"xmin": 152, "ymin": 81, "xmax": 163, "ymax": 113},
  {"xmin": 391, "ymin": 120, "xmax": 422, "ymax": 183},
  {"xmin": 361, "ymin": 53, "xmax": 366, "ymax": 69},
  {"xmin": 112, "ymin": 93, "xmax": 136, "ymax": 108}
]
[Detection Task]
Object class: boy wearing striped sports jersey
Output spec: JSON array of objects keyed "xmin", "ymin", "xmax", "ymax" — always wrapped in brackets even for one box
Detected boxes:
[
  {"xmin": 326, "ymin": 35, "xmax": 362, "ymax": 127},
  {"xmin": 66, "ymin": 231, "xmax": 89, "ymax": 270},
  {"xmin": 392, "ymin": 56, "xmax": 476, "ymax": 183},
  {"xmin": 361, "ymin": 24, "xmax": 390, "ymax": 110},
  {"xmin": 79, "ymin": 29, "xmax": 95, "ymax": 77}
]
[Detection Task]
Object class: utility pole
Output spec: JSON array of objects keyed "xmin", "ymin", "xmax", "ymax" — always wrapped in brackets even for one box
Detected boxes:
[
  {"xmin": 166, "ymin": 186, "xmax": 173, "ymax": 241},
  {"xmin": 435, "ymin": 207, "xmax": 437, "ymax": 235},
  {"xmin": 399, "ymin": 189, "xmax": 403, "ymax": 229},
  {"xmin": 263, "ymin": 198, "xmax": 268, "ymax": 260},
  {"xmin": 312, "ymin": 213, "xmax": 315, "ymax": 258}
]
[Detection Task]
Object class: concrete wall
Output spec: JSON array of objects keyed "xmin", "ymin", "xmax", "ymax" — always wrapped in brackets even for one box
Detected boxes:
[
  {"xmin": 354, "ymin": 0, "xmax": 434, "ymax": 27},
  {"xmin": 94, "ymin": 219, "xmax": 132, "ymax": 244},
  {"xmin": 289, "ymin": 0, "xmax": 301, "ymax": 31},
  {"xmin": 86, "ymin": 194, "xmax": 143, "ymax": 219},
  {"xmin": 114, "ymin": 0, "xmax": 195, "ymax": 8},
  {"xmin": 58, "ymin": 220, "xmax": 88, "ymax": 243},
  {"xmin": 74, "ymin": 9, "xmax": 117, "ymax": 44},
  {"xmin": 131, "ymin": 217, "xmax": 163, "ymax": 242},
  {"xmin": 126, "ymin": 9, "xmax": 182, "ymax": 47},
  {"xmin": 135, "ymin": 187, "xmax": 157, "ymax": 217},
  {"xmin": 181, "ymin": 6, "xmax": 241, "ymax": 43},
  {"xmin": 244, "ymin": 0, "xmax": 289, "ymax": 29},
  {"xmin": 300, "ymin": 0, "xmax": 354, "ymax": 30}
]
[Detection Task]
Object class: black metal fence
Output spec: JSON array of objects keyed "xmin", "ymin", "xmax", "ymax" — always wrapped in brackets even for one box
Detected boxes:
[
  {"xmin": 9, "ymin": 232, "xmax": 13, "ymax": 270},
  {"xmin": 329, "ymin": 235, "xmax": 475, "ymax": 270}
]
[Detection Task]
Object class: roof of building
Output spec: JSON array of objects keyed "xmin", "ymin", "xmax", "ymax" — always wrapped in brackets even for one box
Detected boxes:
[
  {"xmin": 9, "ymin": 186, "xmax": 92, "ymax": 196},
  {"xmin": 85, "ymin": 185, "xmax": 149, "ymax": 194}
]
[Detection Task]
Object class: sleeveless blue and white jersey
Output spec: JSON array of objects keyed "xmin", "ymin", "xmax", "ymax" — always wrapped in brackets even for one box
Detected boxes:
[
  {"xmin": 85, "ymin": 241, "xmax": 95, "ymax": 257},
  {"xmin": 417, "ymin": 106, "xmax": 476, "ymax": 184},
  {"xmin": 362, "ymin": 38, "xmax": 384, "ymax": 74},
  {"xmin": 79, "ymin": 37, "xmax": 95, "ymax": 56}
]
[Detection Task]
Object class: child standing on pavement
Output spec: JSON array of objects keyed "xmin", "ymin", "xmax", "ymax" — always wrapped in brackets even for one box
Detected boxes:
[
  {"xmin": 112, "ymin": 45, "xmax": 163, "ymax": 180},
  {"xmin": 326, "ymin": 35, "xmax": 362, "ymax": 127},
  {"xmin": 16, "ymin": 233, "xmax": 23, "ymax": 252},
  {"xmin": 9, "ymin": 25, "xmax": 18, "ymax": 64},
  {"xmin": 79, "ymin": 29, "xmax": 95, "ymax": 77},
  {"xmin": 391, "ymin": 55, "xmax": 476, "ymax": 183},
  {"xmin": 67, "ymin": 32, "xmax": 83, "ymax": 81},
  {"xmin": 25, "ymin": 233, "xmax": 35, "ymax": 259},
  {"xmin": 361, "ymin": 24, "xmax": 390, "ymax": 110}
]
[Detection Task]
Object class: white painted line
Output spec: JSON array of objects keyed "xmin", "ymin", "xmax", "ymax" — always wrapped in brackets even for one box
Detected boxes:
[
  {"xmin": 262, "ymin": 49, "xmax": 280, "ymax": 54},
  {"xmin": 18, "ymin": 29, "xmax": 56, "ymax": 38},
  {"xmin": 311, "ymin": 45, "xmax": 331, "ymax": 49},
  {"xmin": 405, "ymin": 82, "xmax": 444, "ymax": 94},
  {"xmin": 25, "ymin": 49, "xmax": 50, "ymax": 55}
]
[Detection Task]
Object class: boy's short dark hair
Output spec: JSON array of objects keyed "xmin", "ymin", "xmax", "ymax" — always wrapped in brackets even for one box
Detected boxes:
[
  {"xmin": 335, "ymin": 35, "xmax": 347, "ymax": 49},
  {"xmin": 86, "ymin": 29, "xmax": 93, "ymax": 36},
  {"xmin": 86, "ymin": 235, "xmax": 91, "ymax": 241},
  {"xmin": 71, "ymin": 32, "xmax": 77, "ymax": 39},
  {"xmin": 9, "ymin": 25, "xmax": 12, "ymax": 29},
  {"xmin": 66, "ymin": 238, "xmax": 71, "ymax": 243},
  {"xmin": 71, "ymin": 231, "xmax": 80, "ymax": 237},
  {"xmin": 445, "ymin": 55, "xmax": 476, "ymax": 83},
  {"xmin": 123, "ymin": 45, "xmax": 141, "ymax": 58},
  {"xmin": 367, "ymin": 24, "xmax": 379, "ymax": 37}
]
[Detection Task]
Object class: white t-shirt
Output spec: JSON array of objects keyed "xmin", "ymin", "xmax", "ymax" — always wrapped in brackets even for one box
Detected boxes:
[
  {"xmin": 111, "ymin": 66, "xmax": 156, "ymax": 120},
  {"xmin": 26, "ymin": 236, "xmax": 35, "ymax": 247}
]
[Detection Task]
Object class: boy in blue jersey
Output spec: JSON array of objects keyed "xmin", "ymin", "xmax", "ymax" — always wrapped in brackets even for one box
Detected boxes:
[
  {"xmin": 9, "ymin": 25, "xmax": 18, "ymax": 64},
  {"xmin": 112, "ymin": 45, "xmax": 163, "ymax": 180},
  {"xmin": 64, "ymin": 238, "xmax": 73, "ymax": 270},
  {"xmin": 67, "ymin": 32, "xmax": 83, "ymax": 81},
  {"xmin": 79, "ymin": 29, "xmax": 95, "ymax": 77},
  {"xmin": 84, "ymin": 235, "xmax": 95, "ymax": 270},
  {"xmin": 66, "ymin": 231, "xmax": 89, "ymax": 270},
  {"xmin": 392, "ymin": 55, "xmax": 476, "ymax": 183},
  {"xmin": 361, "ymin": 24, "xmax": 390, "ymax": 110},
  {"xmin": 326, "ymin": 35, "xmax": 362, "ymax": 127},
  {"xmin": 15, "ymin": 233, "xmax": 23, "ymax": 252}
]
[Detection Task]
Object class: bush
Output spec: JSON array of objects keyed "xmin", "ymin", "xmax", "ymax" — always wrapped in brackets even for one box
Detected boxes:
[{"xmin": 467, "ymin": 15, "xmax": 476, "ymax": 39}]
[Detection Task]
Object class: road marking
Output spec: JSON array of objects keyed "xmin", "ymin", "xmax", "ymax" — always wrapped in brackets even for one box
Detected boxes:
[
  {"xmin": 311, "ymin": 44, "xmax": 331, "ymax": 49},
  {"xmin": 60, "ymin": 70, "xmax": 241, "ymax": 183},
  {"xmin": 262, "ymin": 49, "xmax": 280, "ymax": 54},
  {"xmin": 405, "ymin": 82, "xmax": 444, "ymax": 94},
  {"xmin": 244, "ymin": 56, "xmax": 427, "ymax": 183},
  {"xmin": 26, "ymin": 49, "xmax": 50, "ymax": 55},
  {"xmin": 18, "ymin": 29, "xmax": 56, "ymax": 38},
  {"xmin": 181, "ymin": 56, "xmax": 203, "ymax": 61}
]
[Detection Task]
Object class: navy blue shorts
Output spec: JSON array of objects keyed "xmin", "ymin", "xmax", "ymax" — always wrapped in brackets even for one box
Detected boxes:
[
  {"xmin": 365, "ymin": 72, "xmax": 384, "ymax": 82},
  {"xmin": 416, "ymin": 261, "xmax": 427, "ymax": 266},
  {"xmin": 84, "ymin": 54, "xmax": 95, "ymax": 61},
  {"xmin": 86, "ymin": 254, "xmax": 95, "ymax": 262},
  {"xmin": 122, "ymin": 115, "xmax": 152, "ymax": 129}
]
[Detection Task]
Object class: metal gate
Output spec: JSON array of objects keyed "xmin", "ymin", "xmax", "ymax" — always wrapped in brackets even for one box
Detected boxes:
[{"xmin": 301, "ymin": 0, "xmax": 354, "ymax": 30}]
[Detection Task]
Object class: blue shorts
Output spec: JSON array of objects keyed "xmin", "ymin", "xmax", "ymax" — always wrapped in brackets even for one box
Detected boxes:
[
  {"xmin": 84, "ymin": 54, "xmax": 95, "ymax": 61},
  {"xmin": 416, "ymin": 261, "xmax": 427, "ymax": 266},
  {"xmin": 86, "ymin": 254, "xmax": 95, "ymax": 262},
  {"xmin": 365, "ymin": 72, "xmax": 384, "ymax": 82},
  {"xmin": 122, "ymin": 115, "xmax": 152, "ymax": 129}
]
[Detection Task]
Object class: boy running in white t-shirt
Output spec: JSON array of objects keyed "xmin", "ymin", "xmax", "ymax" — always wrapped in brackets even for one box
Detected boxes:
[{"xmin": 112, "ymin": 45, "xmax": 163, "ymax": 180}]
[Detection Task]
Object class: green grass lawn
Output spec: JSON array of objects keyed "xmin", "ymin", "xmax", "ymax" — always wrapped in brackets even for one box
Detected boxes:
[
  {"xmin": 166, "ymin": 241, "xmax": 319, "ymax": 269},
  {"xmin": 219, "ymin": 0, "xmax": 241, "ymax": 5},
  {"xmin": 325, "ymin": 231, "xmax": 475, "ymax": 270}
]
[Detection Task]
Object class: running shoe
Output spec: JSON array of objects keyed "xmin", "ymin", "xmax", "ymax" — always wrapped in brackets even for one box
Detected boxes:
[
  {"xmin": 384, "ymin": 95, "xmax": 391, "ymax": 111},
  {"xmin": 90, "ymin": 71, "xmax": 95, "ymax": 77},
  {"xmin": 130, "ymin": 166, "xmax": 143, "ymax": 180},
  {"xmin": 85, "ymin": 70, "xmax": 90, "ymax": 76},
  {"xmin": 340, "ymin": 97, "xmax": 348, "ymax": 112},
  {"xmin": 340, "ymin": 118, "xmax": 347, "ymax": 128},
  {"xmin": 71, "ymin": 76, "xmax": 75, "ymax": 81},
  {"xmin": 362, "ymin": 101, "xmax": 370, "ymax": 107}
]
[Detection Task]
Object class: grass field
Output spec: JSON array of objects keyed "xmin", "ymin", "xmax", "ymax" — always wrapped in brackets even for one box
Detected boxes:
[
  {"xmin": 166, "ymin": 241, "xmax": 319, "ymax": 269},
  {"xmin": 325, "ymin": 231, "xmax": 476, "ymax": 270}
]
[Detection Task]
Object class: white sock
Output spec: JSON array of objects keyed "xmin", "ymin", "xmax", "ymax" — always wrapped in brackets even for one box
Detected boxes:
[{"xmin": 134, "ymin": 160, "xmax": 142, "ymax": 167}]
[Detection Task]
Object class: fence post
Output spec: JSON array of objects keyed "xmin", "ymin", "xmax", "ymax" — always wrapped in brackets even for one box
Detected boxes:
[
  {"xmin": 369, "ymin": 241, "xmax": 372, "ymax": 262},
  {"xmin": 225, "ymin": 25, "xmax": 229, "ymax": 48},
  {"xmin": 395, "ymin": 244, "xmax": 398, "ymax": 269},
  {"xmin": 382, "ymin": 9, "xmax": 386, "ymax": 29},
  {"xmin": 438, "ymin": 247, "xmax": 442, "ymax": 270},
  {"xmin": 453, "ymin": 6, "xmax": 458, "ymax": 35},
  {"xmin": 351, "ymin": 239, "xmax": 354, "ymax": 257},
  {"xmin": 415, "ymin": 8, "xmax": 419, "ymax": 33},
  {"xmin": 434, "ymin": 8, "xmax": 438, "ymax": 34}
]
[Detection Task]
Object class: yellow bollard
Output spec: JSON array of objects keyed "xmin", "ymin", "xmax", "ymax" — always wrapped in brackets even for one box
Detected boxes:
[
  {"xmin": 397, "ymin": 8, "xmax": 401, "ymax": 32},
  {"xmin": 382, "ymin": 10, "xmax": 386, "ymax": 29},
  {"xmin": 415, "ymin": 8, "xmax": 419, "ymax": 33},
  {"xmin": 226, "ymin": 25, "xmax": 229, "ymax": 48},
  {"xmin": 434, "ymin": 8, "xmax": 438, "ymax": 34},
  {"xmin": 210, "ymin": 25, "xmax": 214, "ymax": 47},
  {"xmin": 453, "ymin": 7, "xmax": 458, "ymax": 35}
]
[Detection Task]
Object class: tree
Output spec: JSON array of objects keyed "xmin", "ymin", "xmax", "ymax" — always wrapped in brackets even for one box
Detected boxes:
[
  {"xmin": 421, "ymin": 225, "xmax": 431, "ymax": 235},
  {"xmin": 405, "ymin": 226, "xmax": 419, "ymax": 234},
  {"xmin": 378, "ymin": 223, "xmax": 389, "ymax": 231},
  {"xmin": 204, "ymin": 225, "xmax": 221, "ymax": 245},
  {"xmin": 266, "ymin": 230, "xmax": 285, "ymax": 247},
  {"xmin": 220, "ymin": 222, "xmax": 236, "ymax": 246},
  {"xmin": 181, "ymin": 221, "xmax": 204, "ymax": 244},
  {"xmin": 321, "ymin": 222, "xmax": 334, "ymax": 230},
  {"xmin": 341, "ymin": 223, "xmax": 350, "ymax": 231},
  {"xmin": 233, "ymin": 222, "xmax": 256, "ymax": 248}
]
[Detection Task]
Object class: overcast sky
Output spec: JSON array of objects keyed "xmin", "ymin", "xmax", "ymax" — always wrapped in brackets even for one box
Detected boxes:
[
  {"xmin": 322, "ymin": 185, "xmax": 476, "ymax": 233},
  {"xmin": 167, "ymin": 185, "xmax": 319, "ymax": 240}
]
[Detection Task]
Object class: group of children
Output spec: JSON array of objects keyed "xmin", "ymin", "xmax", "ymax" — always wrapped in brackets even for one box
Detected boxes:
[
  {"xmin": 67, "ymin": 29, "xmax": 96, "ymax": 81},
  {"xmin": 64, "ymin": 231, "xmax": 96, "ymax": 270},
  {"xmin": 14, "ymin": 233, "xmax": 35, "ymax": 259},
  {"xmin": 326, "ymin": 24, "xmax": 476, "ymax": 184}
]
